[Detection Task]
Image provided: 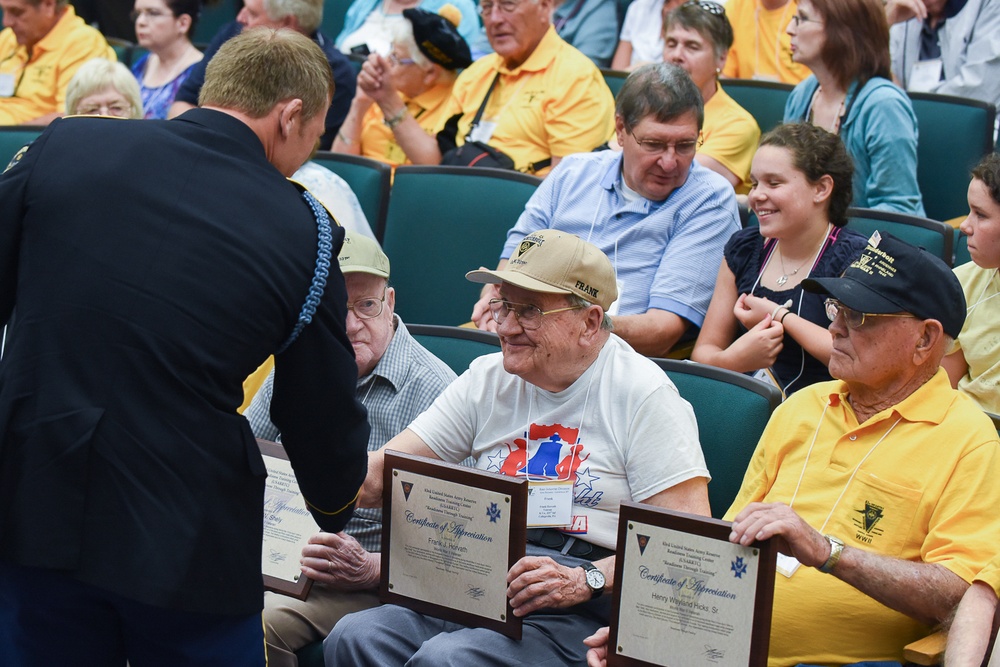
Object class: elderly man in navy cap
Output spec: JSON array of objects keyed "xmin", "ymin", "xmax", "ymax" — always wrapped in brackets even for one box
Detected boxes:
[{"xmin": 586, "ymin": 232, "xmax": 1000, "ymax": 667}]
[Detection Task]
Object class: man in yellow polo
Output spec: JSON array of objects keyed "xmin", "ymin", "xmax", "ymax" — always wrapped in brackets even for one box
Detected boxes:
[{"xmin": 0, "ymin": 0, "xmax": 115, "ymax": 125}]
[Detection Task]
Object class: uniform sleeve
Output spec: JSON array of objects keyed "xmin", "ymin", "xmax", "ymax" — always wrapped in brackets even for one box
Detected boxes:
[{"xmin": 269, "ymin": 225, "xmax": 370, "ymax": 534}]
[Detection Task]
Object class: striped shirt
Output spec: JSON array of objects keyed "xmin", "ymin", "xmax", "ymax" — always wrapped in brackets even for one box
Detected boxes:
[
  {"xmin": 502, "ymin": 151, "xmax": 740, "ymax": 327},
  {"xmin": 245, "ymin": 317, "xmax": 456, "ymax": 552}
]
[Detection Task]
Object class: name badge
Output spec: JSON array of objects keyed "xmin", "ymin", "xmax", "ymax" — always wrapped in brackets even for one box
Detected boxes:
[
  {"xmin": 908, "ymin": 59, "xmax": 943, "ymax": 93},
  {"xmin": 0, "ymin": 73, "xmax": 16, "ymax": 98},
  {"xmin": 776, "ymin": 553, "xmax": 801, "ymax": 578},
  {"xmin": 607, "ymin": 279, "xmax": 624, "ymax": 316},
  {"xmin": 468, "ymin": 119, "xmax": 497, "ymax": 144},
  {"xmin": 527, "ymin": 479, "xmax": 574, "ymax": 527}
]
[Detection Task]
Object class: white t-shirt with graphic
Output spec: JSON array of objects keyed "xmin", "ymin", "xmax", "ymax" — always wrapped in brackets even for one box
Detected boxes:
[{"xmin": 408, "ymin": 335, "xmax": 709, "ymax": 550}]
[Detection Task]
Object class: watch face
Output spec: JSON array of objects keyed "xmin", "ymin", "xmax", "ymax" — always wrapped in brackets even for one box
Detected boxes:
[{"xmin": 586, "ymin": 568, "xmax": 606, "ymax": 589}]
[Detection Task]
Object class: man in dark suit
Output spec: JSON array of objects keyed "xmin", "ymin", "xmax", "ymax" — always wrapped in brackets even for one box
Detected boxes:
[{"xmin": 0, "ymin": 28, "xmax": 369, "ymax": 666}]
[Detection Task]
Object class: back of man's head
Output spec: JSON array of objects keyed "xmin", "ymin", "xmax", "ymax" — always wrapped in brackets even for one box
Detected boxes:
[
  {"xmin": 199, "ymin": 27, "xmax": 332, "ymax": 120},
  {"xmin": 263, "ymin": 0, "xmax": 323, "ymax": 34},
  {"xmin": 616, "ymin": 63, "xmax": 704, "ymax": 132}
]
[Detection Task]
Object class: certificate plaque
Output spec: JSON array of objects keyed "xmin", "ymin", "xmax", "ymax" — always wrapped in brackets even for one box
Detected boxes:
[
  {"xmin": 381, "ymin": 450, "xmax": 528, "ymax": 639},
  {"xmin": 259, "ymin": 439, "xmax": 317, "ymax": 600},
  {"xmin": 608, "ymin": 503, "xmax": 776, "ymax": 667}
]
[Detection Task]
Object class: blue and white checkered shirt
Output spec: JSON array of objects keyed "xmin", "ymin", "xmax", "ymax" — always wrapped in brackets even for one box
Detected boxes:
[
  {"xmin": 245, "ymin": 317, "xmax": 456, "ymax": 552},
  {"xmin": 502, "ymin": 151, "xmax": 740, "ymax": 327}
]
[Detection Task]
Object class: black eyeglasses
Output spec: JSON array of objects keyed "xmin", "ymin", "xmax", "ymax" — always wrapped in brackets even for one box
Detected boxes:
[{"xmin": 683, "ymin": 0, "xmax": 726, "ymax": 17}]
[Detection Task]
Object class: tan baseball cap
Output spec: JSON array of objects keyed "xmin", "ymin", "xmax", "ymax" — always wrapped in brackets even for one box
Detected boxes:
[
  {"xmin": 466, "ymin": 229, "xmax": 617, "ymax": 310},
  {"xmin": 338, "ymin": 232, "xmax": 390, "ymax": 278}
]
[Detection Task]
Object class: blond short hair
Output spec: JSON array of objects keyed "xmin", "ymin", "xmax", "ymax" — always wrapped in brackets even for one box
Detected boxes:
[
  {"xmin": 65, "ymin": 58, "xmax": 143, "ymax": 119},
  {"xmin": 199, "ymin": 28, "xmax": 333, "ymax": 120}
]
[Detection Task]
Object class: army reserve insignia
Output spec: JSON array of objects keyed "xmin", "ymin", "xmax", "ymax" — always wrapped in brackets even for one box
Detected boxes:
[
  {"xmin": 3, "ymin": 144, "xmax": 29, "ymax": 174},
  {"xmin": 517, "ymin": 239, "xmax": 538, "ymax": 257},
  {"xmin": 852, "ymin": 500, "xmax": 885, "ymax": 544}
]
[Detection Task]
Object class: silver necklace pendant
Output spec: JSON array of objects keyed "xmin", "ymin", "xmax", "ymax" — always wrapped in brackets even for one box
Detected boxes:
[{"xmin": 776, "ymin": 274, "xmax": 789, "ymax": 287}]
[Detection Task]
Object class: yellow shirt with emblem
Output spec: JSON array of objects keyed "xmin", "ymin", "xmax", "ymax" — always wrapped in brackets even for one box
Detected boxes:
[
  {"xmin": 0, "ymin": 6, "xmax": 116, "ymax": 125},
  {"xmin": 446, "ymin": 26, "xmax": 614, "ymax": 176},
  {"xmin": 702, "ymin": 83, "xmax": 760, "ymax": 193},
  {"xmin": 359, "ymin": 83, "xmax": 454, "ymax": 167},
  {"xmin": 722, "ymin": 0, "xmax": 810, "ymax": 84},
  {"xmin": 949, "ymin": 261, "xmax": 1000, "ymax": 414},
  {"xmin": 725, "ymin": 370, "xmax": 1000, "ymax": 666}
]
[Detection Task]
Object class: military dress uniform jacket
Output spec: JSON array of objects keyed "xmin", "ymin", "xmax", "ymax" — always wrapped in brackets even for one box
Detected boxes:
[{"xmin": 0, "ymin": 109, "xmax": 370, "ymax": 616}]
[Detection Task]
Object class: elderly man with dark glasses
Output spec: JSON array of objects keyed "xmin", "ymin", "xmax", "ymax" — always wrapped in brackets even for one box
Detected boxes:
[{"xmin": 326, "ymin": 229, "xmax": 711, "ymax": 667}]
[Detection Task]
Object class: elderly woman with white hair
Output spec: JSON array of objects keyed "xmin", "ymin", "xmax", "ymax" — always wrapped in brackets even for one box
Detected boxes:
[
  {"xmin": 332, "ymin": 4, "xmax": 471, "ymax": 167},
  {"xmin": 65, "ymin": 59, "xmax": 144, "ymax": 119}
]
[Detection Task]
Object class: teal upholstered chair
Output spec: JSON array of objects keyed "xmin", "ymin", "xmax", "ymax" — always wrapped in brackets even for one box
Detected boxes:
[
  {"xmin": 600, "ymin": 68, "xmax": 629, "ymax": 98},
  {"xmin": 191, "ymin": 0, "xmax": 239, "ymax": 46},
  {"xmin": 0, "ymin": 126, "xmax": 44, "ymax": 169},
  {"xmin": 311, "ymin": 151, "xmax": 392, "ymax": 242},
  {"xmin": 846, "ymin": 207, "xmax": 954, "ymax": 265},
  {"xmin": 907, "ymin": 92, "xmax": 995, "ymax": 222},
  {"xmin": 650, "ymin": 359, "xmax": 782, "ymax": 519},
  {"xmin": 953, "ymin": 230, "xmax": 971, "ymax": 267},
  {"xmin": 721, "ymin": 79, "xmax": 794, "ymax": 133},
  {"xmin": 407, "ymin": 324, "xmax": 501, "ymax": 375},
  {"xmin": 381, "ymin": 165, "xmax": 541, "ymax": 326}
]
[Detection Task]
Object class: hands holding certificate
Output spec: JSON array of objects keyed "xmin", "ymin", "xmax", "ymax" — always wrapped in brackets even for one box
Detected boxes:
[
  {"xmin": 506, "ymin": 556, "xmax": 611, "ymax": 616},
  {"xmin": 728, "ymin": 502, "xmax": 832, "ymax": 569},
  {"xmin": 299, "ymin": 532, "xmax": 381, "ymax": 591}
]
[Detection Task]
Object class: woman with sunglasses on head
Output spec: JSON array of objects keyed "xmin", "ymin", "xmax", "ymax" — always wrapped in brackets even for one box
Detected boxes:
[
  {"xmin": 130, "ymin": 0, "xmax": 203, "ymax": 119},
  {"xmin": 783, "ymin": 0, "xmax": 924, "ymax": 215},
  {"xmin": 663, "ymin": 0, "xmax": 760, "ymax": 192},
  {"xmin": 691, "ymin": 123, "xmax": 869, "ymax": 395},
  {"xmin": 333, "ymin": 5, "xmax": 471, "ymax": 167},
  {"xmin": 941, "ymin": 153, "xmax": 1000, "ymax": 415}
]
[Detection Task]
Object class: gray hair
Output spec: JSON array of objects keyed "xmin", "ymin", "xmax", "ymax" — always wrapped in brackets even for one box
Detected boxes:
[
  {"xmin": 264, "ymin": 0, "xmax": 323, "ymax": 33},
  {"xmin": 567, "ymin": 295, "xmax": 614, "ymax": 331},
  {"xmin": 65, "ymin": 58, "xmax": 143, "ymax": 119},
  {"xmin": 390, "ymin": 19, "xmax": 430, "ymax": 68},
  {"xmin": 615, "ymin": 62, "xmax": 704, "ymax": 131}
]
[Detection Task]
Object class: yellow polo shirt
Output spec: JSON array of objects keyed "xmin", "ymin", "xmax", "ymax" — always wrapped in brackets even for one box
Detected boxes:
[
  {"xmin": 949, "ymin": 261, "xmax": 1000, "ymax": 414},
  {"xmin": 447, "ymin": 26, "xmax": 614, "ymax": 176},
  {"xmin": 725, "ymin": 370, "xmax": 1000, "ymax": 665},
  {"xmin": 359, "ymin": 83, "xmax": 453, "ymax": 167},
  {"xmin": 702, "ymin": 83, "xmax": 760, "ymax": 193},
  {"xmin": 0, "ymin": 6, "xmax": 115, "ymax": 125},
  {"xmin": 722, "ymin": 0, "xmax": 810, "ymax": 84}
]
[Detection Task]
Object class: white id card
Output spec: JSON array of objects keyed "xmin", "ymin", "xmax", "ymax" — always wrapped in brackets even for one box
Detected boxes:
[
  {"xmin": 776, "ymin": 553, "xmax": 801, "ymax": 578},
  {"xmin": 0, "ymin": 73, "xmax": 16, "ymax": 98},
  {"xmin": 468, "ymin": 119, "xmax": 497, "ymax": 144},
  {"xmin": 908, "ymin": 59, "xmax": 943, "ymax": 93},
  {"xmin": 526, "ymin": 479, "xmax": 574, "ymax": 527}
]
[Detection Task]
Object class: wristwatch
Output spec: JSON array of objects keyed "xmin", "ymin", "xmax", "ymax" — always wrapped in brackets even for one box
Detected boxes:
[
  {"xmin": 818, "ymin": 534, "xmax": 845, "ymax": 574},
  {"xmin": 580, "ymin": 562, "xmax": 606, "ymax": 598}
]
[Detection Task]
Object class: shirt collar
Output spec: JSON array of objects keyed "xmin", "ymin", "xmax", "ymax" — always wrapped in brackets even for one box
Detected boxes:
[
  {"xmin": 33, "ymin": 5, "xmax": 76, "ymax": 55},
  {"xmin": 495, "ymin": 25, "xmax": 560, "ymax": 75},
  {"xmin": 358, "ymin": 315, "xmax": 409, "ymax": 392},
  {"xmin": 826, "ymin": 368, "xmax": 956, "ymax": 426}
]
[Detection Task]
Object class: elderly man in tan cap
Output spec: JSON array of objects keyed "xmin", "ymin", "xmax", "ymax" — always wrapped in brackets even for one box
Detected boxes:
[{"xmin": 324, "ymin": 228, "xmax": 710, "ymax": 667}]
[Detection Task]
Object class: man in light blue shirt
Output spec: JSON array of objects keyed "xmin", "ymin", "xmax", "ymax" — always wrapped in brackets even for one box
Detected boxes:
[{"xmin": 471, "ymin": 63, "xmax": 740, "ymax": 357}]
